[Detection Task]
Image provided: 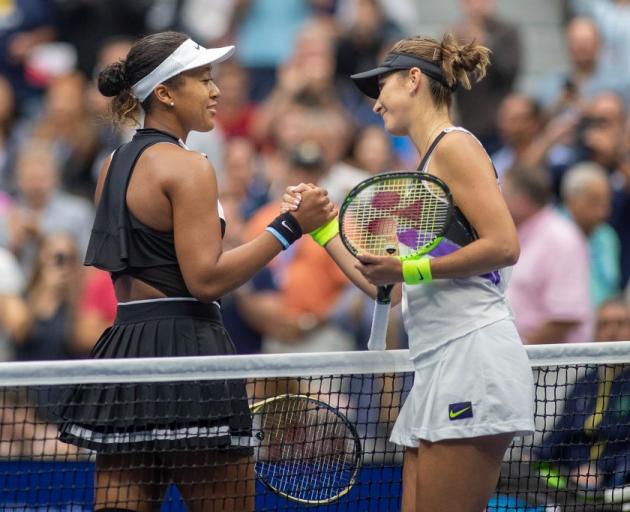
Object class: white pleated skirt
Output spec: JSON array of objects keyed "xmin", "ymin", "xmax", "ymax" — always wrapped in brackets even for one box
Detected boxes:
[{"xmin": 390, "ymin": 319, "xmax": 535, "ymax": 446}]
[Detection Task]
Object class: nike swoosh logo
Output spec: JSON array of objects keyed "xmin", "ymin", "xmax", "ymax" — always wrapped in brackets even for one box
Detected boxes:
[
  {"xmin": 449, "ymin": 406, "xmax": 471, "ymax": 419},
  {"xmin": 281, "ymin": 220, "xmax": 294, "ymax": 233},
  {"xmin": 416, "ymin": 268, "xmax": 424, "ymax": 281}
]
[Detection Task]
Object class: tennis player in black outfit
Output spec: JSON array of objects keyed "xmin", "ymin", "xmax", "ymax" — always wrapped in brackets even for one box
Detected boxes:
[{"xmin": 55, "ymin": 31, "xmax": 335, "ymax": 512}]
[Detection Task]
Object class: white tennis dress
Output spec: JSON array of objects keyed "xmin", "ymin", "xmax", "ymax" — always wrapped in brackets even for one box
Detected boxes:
[{"xmin": 390, "ymin": 127, "xmax": 535, "ymax": 446}]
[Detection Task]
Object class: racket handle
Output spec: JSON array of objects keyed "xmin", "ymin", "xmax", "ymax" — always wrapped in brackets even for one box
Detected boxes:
[{"xmin": 367, "ymin": 301, "xmax": 391, "ymax": 351}]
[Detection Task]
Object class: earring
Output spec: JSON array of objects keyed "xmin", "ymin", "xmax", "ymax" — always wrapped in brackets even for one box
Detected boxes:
[{"xmin": 170, "ymin": 102, "xmax": 175, "ymax": 107}]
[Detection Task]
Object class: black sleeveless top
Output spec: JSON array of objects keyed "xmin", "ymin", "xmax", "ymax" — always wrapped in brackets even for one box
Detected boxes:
[{"xmin": 84, "ymin": 128, "xmax": 225, "ymax": 297}]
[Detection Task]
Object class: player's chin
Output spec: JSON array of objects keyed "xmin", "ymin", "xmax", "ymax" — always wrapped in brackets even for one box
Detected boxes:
[
  {"xmin": 383, "ymin": 118, "xmax": 406, "ymax": 137},
  {"xmin": 195, "ymin": 117, "xmax": 215, "ymax": 132}
]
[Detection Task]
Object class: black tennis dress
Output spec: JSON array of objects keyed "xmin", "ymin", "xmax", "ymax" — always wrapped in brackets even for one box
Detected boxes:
[{"xmin": 56, "ymin": 128, "xmax": 252, "ymax": 454}]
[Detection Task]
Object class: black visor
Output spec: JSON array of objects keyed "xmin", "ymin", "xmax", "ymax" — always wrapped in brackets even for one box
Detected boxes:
[{"xmin": 350, "ymin": 52, "xmax": 453, "ymax": 99}]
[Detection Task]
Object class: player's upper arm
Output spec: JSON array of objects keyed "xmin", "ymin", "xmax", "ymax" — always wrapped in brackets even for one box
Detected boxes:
[
  {"xmin": 430, "ymin": 132, "xmax": 520, "ymax": 265},
  {"xmin": 161, "ymin": 150, "xmax": 224, "ymax": 298}
]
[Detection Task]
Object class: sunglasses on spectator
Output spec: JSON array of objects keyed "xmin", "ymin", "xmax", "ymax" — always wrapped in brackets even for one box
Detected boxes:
[{"xmin": 582, "ymin": 116, "xmax": 617, "ymax": 128}]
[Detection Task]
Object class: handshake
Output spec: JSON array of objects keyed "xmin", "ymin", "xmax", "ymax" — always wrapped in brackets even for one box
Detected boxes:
[{"xmin": 275, "ymin": 183, "xmax": 339, "ymax": 248}]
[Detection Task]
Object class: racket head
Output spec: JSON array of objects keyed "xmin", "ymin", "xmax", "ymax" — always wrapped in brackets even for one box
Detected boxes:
[
  {"xmin": 339, "ymin": 171, "xmax": 453, "ymax": 260},
  {"xmin": 251, "ymin": 394, "xmax": 362, "ymax": 505}
]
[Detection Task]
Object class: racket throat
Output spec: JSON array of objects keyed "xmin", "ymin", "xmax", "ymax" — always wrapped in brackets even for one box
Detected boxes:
[{"xmin": 376, "ymin": 285, "xmax": 394, "ymax": 304}]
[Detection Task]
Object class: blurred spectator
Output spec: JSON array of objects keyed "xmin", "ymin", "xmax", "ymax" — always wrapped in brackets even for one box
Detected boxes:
[
  {"xmin": 561, "ymin": 162, "xmax": 621, "ymax": 306},
  {"xmin": 30, "ymin": 72, "xmax": 101, "ymax": 198},
  {"xmin": 334, "ymin": 0, "xmax": 404, "ymax": 125},
  {"xmin": 214, "ymin": 61, "xmax": 258, "ymax": 140},
  {"xmin": 611, "ymin": 129, "xmax": 630, "ymax": 289},
  {"xmin": 0, "ymin": 247, "xmax": 25, "ymax": 361},
  {"xmin": 0, "ymin": 235, "xmax": 82, "ymax": 459},
  {"xmin": 492, "ymin": 92, "xmax": 579, "ymax": 197},
  {"xmin": 306, "ymin": 108, "xmax": 367, "ymax": 205},
  {"xmin": 252, "ymin": 18, "xmax": 343, "ymax": 144},
  {"xmin": 536, "ymin": 297, "xmax": 630, "ymax": 490},
  {"xmin": 174, "ymin": 0, "xmax": 236, "ymax": 45},
  {"xmin": 573, "ymin": 91, "xmax": 630, "ymax": 289},
  {"xmin": 492, "ymin": 93, "xmax": 545, "ymax": 178},
  {"xmin": 54, "ymin": 0, "xmax": 152, "ymax": 78},
  {"xmin": 334, "ymin": 0, "xmax": 402, "ymax": 79},
  {"xmin": 74, "ymin": 267, "xmax": 116, "ymax": 357},
  {"xmin": 86, "ymin": 36, "xmax": 135, "ymax": 183},
  {"xmin": 0, "ymin": 388, "xmax": 79, "ymax": 458},
  {"xmin": 0, "ymin": 74, "xmax": 28, "ymax": 195},
  {"xmin": 256, "ymin": 95, "xmax": 364, "ymax": 205},
  {"xmin": 218, "ymin": 193, "xmax": 278, "ymax": 355},
  {"xmin": 244, "ymin": 141, "xmax": 353, "ymax": 353},
  {"xmin": 335, "ymin": 0, "xmax": 417, "ymax": 37},
  {"xmin": 219, "ymin": 137, "xmax": 268, "ymax": 220},
  {"xmin": 347, "ymin": 124, "xmax": 399, "ymax": 175},
  {"xmin": 0, "ymin": 140, "xmax": 94, "ymax": 278},
  {"xmin": 576, "ymin": 91, "xmax": 627, "ymax": 171},
  {"xmin": 535, "ymin": 17, "xmax": 625, "ymax": 116},
  {"xmin": 503, "ymin": 164, "xmax": 592, "ymax": 344},
  {"xmin": 232, "ymin": 0, "xmax": 316, "ymax": 102},
  {"xmin": 451, "ymin": 0, "xmax": 521, "ymax": 154},
  {"xmin": 0, "ymin": 0, "xmax": 57, "ymax": 116},
  {"xmin": 570, "ymin": 0, "xmax": 630, "ymax": 92},
  {"xmin": 7, "ymin": 232, "xmax": 83, "ymax": 361}
]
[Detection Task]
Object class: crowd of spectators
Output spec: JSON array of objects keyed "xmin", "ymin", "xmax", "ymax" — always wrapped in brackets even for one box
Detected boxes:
[
  {"xmin": 0, "ymin": 0, "xmax": 627, "ymax": 475},
  {"xmin": 0, "ymin": 0, "xmax": 627, "ymax": 353}
]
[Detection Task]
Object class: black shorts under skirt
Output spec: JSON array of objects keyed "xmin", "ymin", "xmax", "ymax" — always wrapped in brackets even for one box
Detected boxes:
[{"xmin": 56, "ymin": 299, "xmax": 253, "ymax": 454}]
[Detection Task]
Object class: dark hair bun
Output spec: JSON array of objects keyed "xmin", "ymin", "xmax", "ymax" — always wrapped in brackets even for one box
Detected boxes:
[{"xmin": 98, "ymin": 61, "xmax": 129, "ymax": 97}]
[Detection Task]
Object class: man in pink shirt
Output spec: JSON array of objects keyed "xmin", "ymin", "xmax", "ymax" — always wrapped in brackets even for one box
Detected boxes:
[{"xmin": 502, "ymin": 165, "xmax": 593, "ymax": 344}]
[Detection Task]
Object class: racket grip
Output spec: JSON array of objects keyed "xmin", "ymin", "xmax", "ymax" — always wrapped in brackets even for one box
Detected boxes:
[{"xmin": 367, "ymin": 301, "xmax": 390, "ymax": 351}]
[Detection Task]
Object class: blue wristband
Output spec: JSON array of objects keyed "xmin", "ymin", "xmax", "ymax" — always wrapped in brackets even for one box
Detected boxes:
[
  {"xmin": 265, "ymin": 226, "xmax": 290, "ymax": 250},
  {"xmin": 266, "ymin": 213, "xmax": 302, "ymax": 250}
]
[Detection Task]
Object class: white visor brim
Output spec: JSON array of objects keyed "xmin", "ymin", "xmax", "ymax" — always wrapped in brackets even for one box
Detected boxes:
[{"xmin": 132, "ymin": 39, "xmax": 234, "ymax": 102}]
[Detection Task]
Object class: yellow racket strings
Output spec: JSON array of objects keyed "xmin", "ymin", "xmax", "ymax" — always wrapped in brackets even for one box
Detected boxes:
[{"xmin": 343, "ymin": 176, "xmax": 450, "ymax": 257}]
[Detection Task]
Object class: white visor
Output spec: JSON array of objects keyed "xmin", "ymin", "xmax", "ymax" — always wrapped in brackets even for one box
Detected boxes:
[{"xmin": 132, "ymin": 38, "xmax": 235, "ymax": 102}]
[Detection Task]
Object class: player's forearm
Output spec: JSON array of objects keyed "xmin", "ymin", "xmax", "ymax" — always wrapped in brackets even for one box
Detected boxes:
[
  {"xmin": 429, "ymin": 237, "xmax": 519, "ymax": 280},
  {"xmin": 185, "ymin": 234, "xmax": 283, "ymax": 302},
  {"xmin": 325, "ymin": 237, "xmax": 378, "ymax": 300}
]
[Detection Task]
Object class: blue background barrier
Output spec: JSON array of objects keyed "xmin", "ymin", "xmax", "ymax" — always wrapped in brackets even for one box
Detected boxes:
[{"xmin": 0, "ymin": 461, "xmax": 543, "ymax": 511}]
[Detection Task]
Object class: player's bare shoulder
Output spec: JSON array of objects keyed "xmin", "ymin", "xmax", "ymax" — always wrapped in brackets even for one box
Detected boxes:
[
  {"xmin": 430, "ymin": 130, "xmax": 495, "ymax": 183},
  {"xmin": 142, "ymin": 143, "xmax": 216, "ymax": 192}
]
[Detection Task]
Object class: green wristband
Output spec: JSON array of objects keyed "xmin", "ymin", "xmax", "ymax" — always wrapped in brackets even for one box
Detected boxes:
[
  {"xmin": 402, "ymin": 257, "xmax": 433, "ymax": 285},
  {"xmin": 310, "ymin": 218, "xmax": 339, "ymax": 247}
]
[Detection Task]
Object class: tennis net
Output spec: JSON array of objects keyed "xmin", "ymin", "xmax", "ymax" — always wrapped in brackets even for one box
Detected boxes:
[{"xmin": 0, "ymin": 341, "xmax": 629, "ymax": 511}]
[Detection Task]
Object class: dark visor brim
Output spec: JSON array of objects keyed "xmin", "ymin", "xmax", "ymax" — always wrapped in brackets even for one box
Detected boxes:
[
  {"xmin": 350, "ymin": 66, "xmax": 393, "ymax": 99},
  {"xmin": 350, "ymin": 52, "xmax": 453, "ymax": 99}
]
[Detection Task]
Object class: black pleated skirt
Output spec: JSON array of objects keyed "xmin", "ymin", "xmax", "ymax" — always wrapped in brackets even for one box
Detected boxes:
[{"xmin": 56, "ymin": 299, "xmax": 253, "ymax": 454}]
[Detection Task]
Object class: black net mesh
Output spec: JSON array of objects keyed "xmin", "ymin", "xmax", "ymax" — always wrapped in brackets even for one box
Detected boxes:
[{"xmin": 0, "ymin": 360, "xmax": 628, "ymax": 511}]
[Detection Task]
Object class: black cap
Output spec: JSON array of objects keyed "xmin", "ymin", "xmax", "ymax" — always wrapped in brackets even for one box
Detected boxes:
[{"xmin": 350, "ymin": 52, "xmax": 453, "ymax": 99}]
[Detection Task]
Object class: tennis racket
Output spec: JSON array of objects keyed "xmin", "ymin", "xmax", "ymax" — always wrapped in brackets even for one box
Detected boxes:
[
  {"xmin": 339, "ymin": 172, "xmax": 453, "ymax": 351},
  {"xmin": 251, "ymin": 394, "xmax": 361, "ymax": 505}
]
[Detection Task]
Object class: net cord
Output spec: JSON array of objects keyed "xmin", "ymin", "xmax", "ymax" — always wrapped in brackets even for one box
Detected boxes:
[{"xmin": 0, "ymin": 342, "xmax": 628, "ymax": 386}]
